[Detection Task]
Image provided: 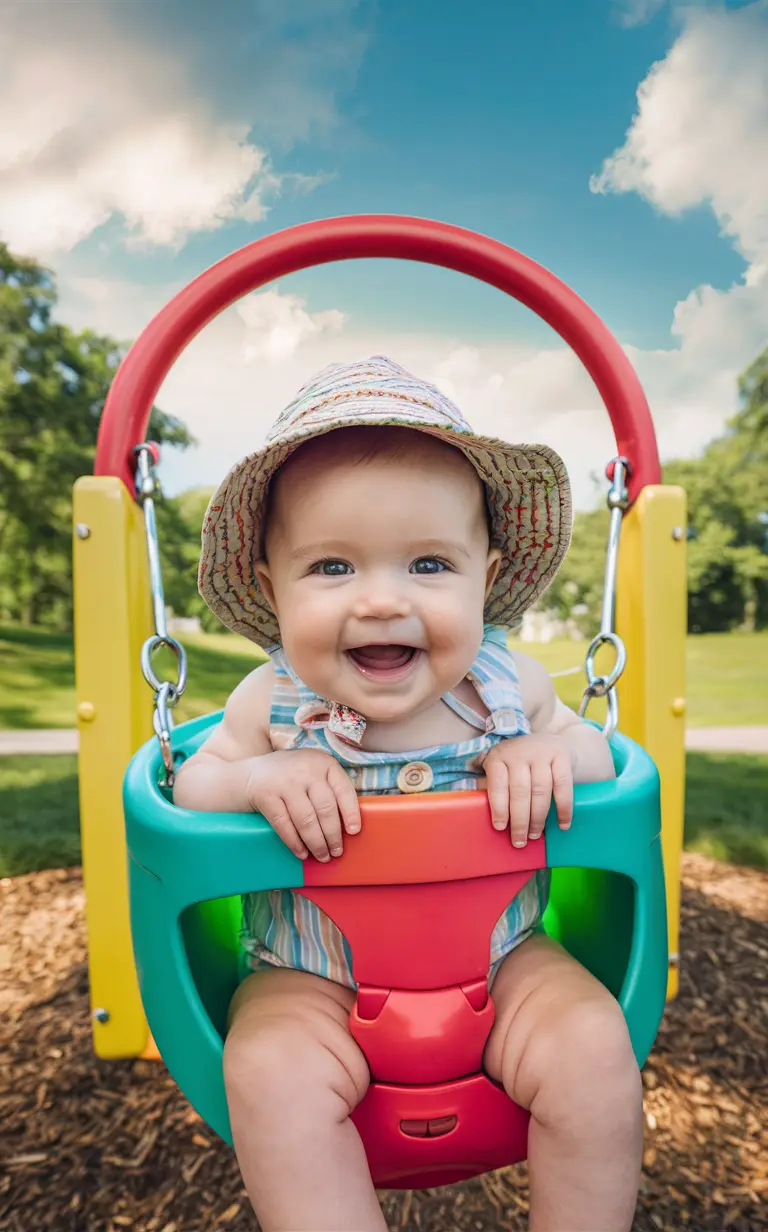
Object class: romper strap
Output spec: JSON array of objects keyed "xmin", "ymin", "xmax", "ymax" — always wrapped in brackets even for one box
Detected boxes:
[
  {"xmin": 464, "ymin": 625, "xmax": 530, "ymax": 738},
  {"xmin": 268, "ymin": 649, "xmax": 306, "ymax": 750},
  {"xmin": 440, "ymin": 690, "xmax": 488, "ymax": 731}
]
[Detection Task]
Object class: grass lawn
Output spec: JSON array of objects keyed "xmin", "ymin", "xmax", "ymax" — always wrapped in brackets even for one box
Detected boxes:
[
  {"xmin": 1, "ymin": 749, "xmax": 765, "ymax": 879},
  {"xmin": 0, "ymin": 626, "xmax": 78, "ymax": 729},
  {"xmin": 0, "ymin": 625, "xmax": 265, "ymax": 730},
  {"xmin": 1, "ymin": 624, "xmax": 766, "ymax": 730},
  {"xmin": 0, "ymin": 756, "xmax": 80, "ymax": 877},
  {"xmin": 510, "ymin": 630, "xmax": 768, "ymax": 727}
]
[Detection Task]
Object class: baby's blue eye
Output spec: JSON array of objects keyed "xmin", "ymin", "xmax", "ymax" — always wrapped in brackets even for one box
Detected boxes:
[
  {"xmin": 411, "ymin": 557, "xmax": 447, "ymax": 575},
  {"xmin": 313, "ymin": 559, "xmax": 352, "ymax": 576}
]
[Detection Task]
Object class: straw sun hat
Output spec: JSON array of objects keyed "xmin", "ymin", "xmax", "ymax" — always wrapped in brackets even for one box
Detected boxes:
[{"xmin": 199, "ymin": 356, "xmax": 572, "ymax": 649}]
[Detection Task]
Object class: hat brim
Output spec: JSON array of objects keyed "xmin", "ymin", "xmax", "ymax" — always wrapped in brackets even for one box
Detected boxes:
[{"xmin": 199, "ymin": 413, "xmax": 572, "ymax": 649}]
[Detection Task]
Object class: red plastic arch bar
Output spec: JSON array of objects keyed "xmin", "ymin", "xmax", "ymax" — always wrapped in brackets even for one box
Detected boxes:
[{"xmin": 94, "ymin": 214, "xmax": 661, "ymax": 503}]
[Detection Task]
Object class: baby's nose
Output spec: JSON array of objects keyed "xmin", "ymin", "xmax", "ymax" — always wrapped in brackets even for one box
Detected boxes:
[{"xmin": 352, "ymin": 574, "xmax": 411, "ymax": 619}]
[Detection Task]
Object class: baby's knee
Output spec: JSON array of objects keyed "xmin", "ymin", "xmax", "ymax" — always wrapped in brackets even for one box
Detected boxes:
[
  {"xmin": 224, "ymin": 987, "xmax": 369, "ymax": 1120},
  {"xmin": 533, "ymin": 995, "xmax": 641, "ymax": 1130}
]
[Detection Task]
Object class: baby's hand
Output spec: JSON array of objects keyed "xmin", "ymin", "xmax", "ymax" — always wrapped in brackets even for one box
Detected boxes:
[
  {"xmin": 246, "ymin": 749, "xmax": 361, "ymax": 863},
  {"xmin": 482, "ymin": 734, "xmax": 574, "ymax": 848}
]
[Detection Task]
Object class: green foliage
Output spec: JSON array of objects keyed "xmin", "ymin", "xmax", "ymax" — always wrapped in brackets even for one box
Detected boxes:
[
  {"xmin": 541, "ymin": 506, "xmax": 609, "ymax": 635},
  {"xmin": 0, "ymin": 244, "xmax": 194, "ymax": 629},
  {"xmin": 1, "ymin": 239, "xmax": 766, "ymax": 639},
  {"xmin": 155, "ymin": 487, "xmax": 224, "ymax": 632},
  {"xmin": 663, "ymin": 366, "xmax": 768, "ymax": 632},
  {"xmin": 545, "ymin": 344, "xmax": 768, "ymax": 635},
  {"xmin": 737, "ymin": 347, "xmax": 768, "ymax": 439}
]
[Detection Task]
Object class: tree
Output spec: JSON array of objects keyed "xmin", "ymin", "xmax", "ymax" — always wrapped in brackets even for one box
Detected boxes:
[
  {"xmin": 540, "ymin": 506, "xmax": 607, "ymax": 635},
  {"xmin": 542, "ymin": 345, "xmax": 768, "ymax": 634},
  {"xmin": 737, "ymin": 346, "xmax": 768, "ymax": 439},
  {"xmin": 0, "ymin": 244, "xmax": 194, "ymax": 628},
  {"xmin": 156, "ymin": 487, "xmax": 226, "ymax": 634},
  {"xmin": 663, "ymin": 351, "xmax": 768, "ymax": 632}
]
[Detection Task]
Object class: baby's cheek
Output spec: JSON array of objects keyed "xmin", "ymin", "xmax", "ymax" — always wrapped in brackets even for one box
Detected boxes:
[{"xmin": 427, "ymin": 602, "xmax": 484, "ymax": 664}]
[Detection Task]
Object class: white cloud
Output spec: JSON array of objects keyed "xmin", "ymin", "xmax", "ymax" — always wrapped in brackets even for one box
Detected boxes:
[
  {"xmin": 594, "ymin": 4, "xmax": 768, "ymax": 266},
  {"xmin": 0, "ymin": 1, "xmax": 365, "ymax": 256},
  {"xmin": 55, "ymin": 274, "xmax": 732, "ymax": 512},
  {"xmin": 238, "ymin": 289, "xmax": 345, "ymax": 363},
  {"xmin": 592, "ymin": 2, "xmax": 768, "ymax": 431},
  {"xmin": 48, "ymin": 2, "xmax": 768, "ymax": 515}
]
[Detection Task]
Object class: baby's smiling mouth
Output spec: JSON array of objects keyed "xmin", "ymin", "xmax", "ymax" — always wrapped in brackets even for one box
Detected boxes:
[{"xmin": 346, "ymin": 644, "xmax": 420, "ymax": 678}]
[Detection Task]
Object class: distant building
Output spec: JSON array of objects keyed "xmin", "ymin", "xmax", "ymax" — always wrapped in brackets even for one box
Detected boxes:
[
  {"xmin": 166, "ymin": 611, "xmax": 202, "ymax": 636},
  {"xmin": 519, "ymin": 607, "xmax": 586, "ymax": 643}
]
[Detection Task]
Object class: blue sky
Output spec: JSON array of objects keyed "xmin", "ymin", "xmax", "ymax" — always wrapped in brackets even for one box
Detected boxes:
[
  {"xmin": 66, "ymin": 0, "xmax": 744, "ymax": 345},
  {"xmin": 2, "ymin": 0, "xmax": 766, "ymax": 505}
]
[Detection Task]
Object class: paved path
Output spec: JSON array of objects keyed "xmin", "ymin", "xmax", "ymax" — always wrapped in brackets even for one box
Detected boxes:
[
  {"xmin": 0, "ymin": 729, "xmax": 79, "ymax": 755},
  {"xmin": 0, "ymin": 726, "xmax": 766, "ymax": 756},
  {"xmin": 684, "ymin": 726, "xmax": 768, "ymax": 754}
]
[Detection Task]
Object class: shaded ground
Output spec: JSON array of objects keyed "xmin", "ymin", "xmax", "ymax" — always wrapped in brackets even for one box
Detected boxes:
[{"xmin": 1, "ymin": 856, "xmax": 766, "ymax": 1231}]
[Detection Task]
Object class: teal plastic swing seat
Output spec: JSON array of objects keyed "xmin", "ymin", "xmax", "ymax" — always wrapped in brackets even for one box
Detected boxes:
[{"xmin": 124, "ymin": 712, "xmax": 668, "ymax": 1178}]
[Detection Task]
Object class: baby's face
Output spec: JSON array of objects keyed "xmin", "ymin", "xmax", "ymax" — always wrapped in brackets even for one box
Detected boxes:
[{"xmin": 256, "ymin": 428, "xmax": 501, "ymax": 724}]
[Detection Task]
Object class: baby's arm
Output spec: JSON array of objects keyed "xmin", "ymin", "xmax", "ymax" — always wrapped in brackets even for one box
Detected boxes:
[
  {"xmin": 173, "ymin": 662, "xmax": 276, "ymax": 813},
  {"xmin": 173, "ymin": 663, "xmax": 360, "ymax": 861},
  {"xmin": 513, "ymin": 650, "xmax": 616, "ymax": 784}
]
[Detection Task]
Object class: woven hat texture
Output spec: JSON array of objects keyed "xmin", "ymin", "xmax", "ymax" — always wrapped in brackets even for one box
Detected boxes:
[{"xmin": 199, "ymin": 356, "xmax": 572, "ymax": 648}]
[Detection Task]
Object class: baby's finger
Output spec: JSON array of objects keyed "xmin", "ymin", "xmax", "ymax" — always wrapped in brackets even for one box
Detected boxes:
[
  {"xmin": 551, "ymin": 748, "xmax": 574, "ymax": 830},
  {"xmin": 485, "ymin": 758, "xmax": 510, "ymax": 830},
  {"xmin": 283, "ymin": 792, "xmax": 332, "ymax": 862},
  {"xmin": 507, "ymin": 762, "xmax": 532, "ymax": 848},
  {"xmin": 327, "ymin": 763, "xmax": 362, "ymax": 836},
  {"xmin": 261, "ymin": 797, "xmax": 309, "ymax": 860},
  {"xmin": 527, "ymin": 760, "xmax": 553, "ymax": 840},
  {"xmin": 308, "ymin": 779, "xmax": 344, "ymax": 858}
]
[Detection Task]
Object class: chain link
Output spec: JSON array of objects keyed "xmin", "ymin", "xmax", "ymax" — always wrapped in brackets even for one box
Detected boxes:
[
  {"xmin": 135, "ymin": 443, "xmax": 188, "ymax": 786},
  {"xmin": 578, "ymin": 457, "xmax": 629, "ymax": 739}
]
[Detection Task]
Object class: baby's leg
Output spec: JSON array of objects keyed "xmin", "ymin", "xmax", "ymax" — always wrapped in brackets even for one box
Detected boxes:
[
  {"xmin": 224, "ymin": 968, "xmax": 386, "ymax": 1232},
  {"xmin": 484, "ymin": 936, "xmax": 643, "ymax": 1232}
]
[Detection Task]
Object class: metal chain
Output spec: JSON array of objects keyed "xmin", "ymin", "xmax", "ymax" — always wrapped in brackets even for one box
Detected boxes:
[
  {"xmin": 578, "ymin": 457, "xmax": 629, "ymax": 740},
  {"xmin": 135, "ymin": 443, "xmax": 188, "ymax": 786}
]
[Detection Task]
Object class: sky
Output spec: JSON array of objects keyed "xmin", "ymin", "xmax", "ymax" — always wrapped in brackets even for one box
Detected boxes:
[{"xmin": 1, "ymin": 0, "xmax": 766, "ymax": 508}]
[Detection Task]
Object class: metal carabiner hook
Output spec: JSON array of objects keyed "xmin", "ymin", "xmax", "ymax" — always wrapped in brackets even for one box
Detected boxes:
[
  {"xmin": 154, "ymin": 681, "xmax": 178, "ymax": 787},
  {"xmin": 579, "ymin": 458, "xmax": 630, "ymax": 740}
]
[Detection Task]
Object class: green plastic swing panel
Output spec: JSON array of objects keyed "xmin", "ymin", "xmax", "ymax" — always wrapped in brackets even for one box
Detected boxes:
[{"xmin": 124, "ymin": 715, "xmax": 668, "ymax": 1147}]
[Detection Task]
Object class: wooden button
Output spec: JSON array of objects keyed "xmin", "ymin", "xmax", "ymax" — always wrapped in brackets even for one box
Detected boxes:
[{"xmin": 396, "ymin": 761, "xmax": 434, "ymax": 793}]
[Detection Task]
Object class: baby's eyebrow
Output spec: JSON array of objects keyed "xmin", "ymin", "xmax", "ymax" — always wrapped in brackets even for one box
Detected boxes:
[
  {"xmin": 289, "ymin": 541, "xmax": 352, "ymax": 561},
  {"xmin": 289, "ymin": 539, "xmax": 473, "ymax": 562},
  {"xmin": 410, "ymin": 539, "xmax": 473, "ymax": 560}
]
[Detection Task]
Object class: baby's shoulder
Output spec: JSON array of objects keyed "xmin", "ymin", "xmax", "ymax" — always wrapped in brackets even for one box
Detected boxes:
[
  {"xmin": 223, "ymin": 659, "xmax": 276, "ymax": 728},
  {"xmin": 507, "ymin": 649, "xmax": 556, "ymax": 718}
]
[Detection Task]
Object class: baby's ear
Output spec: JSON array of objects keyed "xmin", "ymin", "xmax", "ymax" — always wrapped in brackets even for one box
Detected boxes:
[
  {"xmin": 254, "ymin": 560, "xmax": 277, "ymax": 614},
  {"xmin": 484, "ymin": 546, "xmax": 502, "ymax": 598}
]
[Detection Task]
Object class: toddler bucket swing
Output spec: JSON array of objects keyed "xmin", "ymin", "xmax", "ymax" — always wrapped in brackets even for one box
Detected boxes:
[{"xmin": 73, "ymin": 215, "xmax": 687, "ymax": 1190}]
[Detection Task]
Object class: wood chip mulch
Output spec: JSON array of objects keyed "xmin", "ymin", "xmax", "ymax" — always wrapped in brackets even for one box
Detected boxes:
[{"xmin": 1, "ymin": 855, "xmax": 766, "ymax": 1232}]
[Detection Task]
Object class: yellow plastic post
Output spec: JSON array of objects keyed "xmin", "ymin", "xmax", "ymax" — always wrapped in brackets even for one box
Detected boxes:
[
  {"xmin": 615, "ymin": 485, "xmax": 687, "ymax": 1000},
  {"xmin": 73, "ymin": 476, "xmax": 155, "ymax": 1057}
]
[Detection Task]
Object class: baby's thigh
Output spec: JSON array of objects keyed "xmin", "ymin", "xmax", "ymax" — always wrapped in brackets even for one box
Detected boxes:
[
  {"xmin": 224, "ymin": 969, "xmax": 370, "ymax": 1115},
  {"xmin": 484, "ymin": 936, "xmax": 638, "ymax": 1115}
]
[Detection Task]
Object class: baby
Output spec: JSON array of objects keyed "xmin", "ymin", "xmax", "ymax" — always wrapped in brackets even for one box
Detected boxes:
[{"xmin": 174, "ymin": 357, "xmax": 643, "ymax": 1232}]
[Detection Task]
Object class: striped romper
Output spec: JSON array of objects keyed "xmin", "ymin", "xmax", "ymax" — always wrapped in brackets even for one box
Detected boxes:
[{"xmin": 241, "ymin": 624, "xmax": 550, "ymax": 989}]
